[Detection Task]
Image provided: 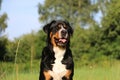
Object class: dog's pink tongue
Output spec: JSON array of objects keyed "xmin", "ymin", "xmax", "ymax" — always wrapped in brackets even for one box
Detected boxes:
[{"xmin": 59, "ymin": 39, "xmax": 67, "ymax": 43}]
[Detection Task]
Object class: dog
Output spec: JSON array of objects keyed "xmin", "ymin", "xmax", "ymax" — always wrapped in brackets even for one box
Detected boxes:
[{"xmin": 39, "ymin": 20, "xmax": 74, "ymax": 80}]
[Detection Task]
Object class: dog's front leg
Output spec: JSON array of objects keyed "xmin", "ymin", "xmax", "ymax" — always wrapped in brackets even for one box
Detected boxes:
[{"xmin": 43, "ymin": 70, "xmax": 52, "ymax": 80}]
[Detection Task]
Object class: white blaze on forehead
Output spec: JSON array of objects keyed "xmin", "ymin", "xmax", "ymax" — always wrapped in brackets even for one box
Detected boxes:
[
  {"xmin": 58, "ymin": 24, "xmax": 68, "ymax": 38},
  {"xmin": 59, "ymin": 24, "xmax": 65, "ymax": 32}
]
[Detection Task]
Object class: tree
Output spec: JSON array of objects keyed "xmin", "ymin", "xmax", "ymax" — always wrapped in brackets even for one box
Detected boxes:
[
  {"xmin": 0, "ymin": 0, "xmax": 8, "ymax": 35},
  {"xmin": 38, "ymin": 0, "xmax": 103, "ymax": 27},
  {"xmin": 34, "ymin": 30, "xmax": 46, "ymax": 59},
  {"xmin": 4, "ymin": 30, "xmax": 46, "ymax": 62},
  {"xmin": 0, "ymin": 0, "xmax": 8, "ymax": 61},
  {"xmin": 101, "ymin": 0, "xmax": 120, "ymax": 40},
  {"xmin": 98, "ymin": 0, "xmax": 120, "ymax": 59},
  {"xmin": 0, "ymin": 13, "xmax": 7, "ymax": 35},
  {"xmin": 0, "ymin": 36, "xmax": 8, "ymax": 61}
]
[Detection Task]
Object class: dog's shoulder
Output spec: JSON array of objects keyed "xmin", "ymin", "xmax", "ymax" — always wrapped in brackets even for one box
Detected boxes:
[
  {"xmin": 41, "ymin": 46, "xmax": 55, "ymax": 61},
  {"xmin": 62, "ymin": 48, "xmax": 74, "ymax": 69},
  {"xmin": 42, "ymin": 46, "xmax": 52, "ymax": 54},
  {"xmin": 65, "ymin": 48, "xmax": 72, "ymax": 56}
]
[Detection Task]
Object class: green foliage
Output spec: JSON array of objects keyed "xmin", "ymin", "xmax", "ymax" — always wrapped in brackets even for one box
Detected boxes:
[
  {"xmin": 38, "ymin": 0, "xmax": 101, "ymax": 26},
  {"xmin": 5, "ymin": 40, "xmax": 17, "ymax": 61},
  {"xmin": 35, "ymin": 30, "xmax": 46, "ymax": 59},
  {"xmin": 0, "ymin": 0, "xmax": 8, "ymax": 61},
  {"xmin": 0, "ymin": 13, "xmax": 7, "ymax": 34},
  {"xmin": 71, "ymin": 27, "xmax": 90, "ymax": 60},
  {"xmin": 5, "ymin": 33, "xmax": 35, "ymax": 62},
  {"xmin": 0, "ymin": 0, "xmax": 8, "ymax": 40},
  {"xmin": 4, "ymin": 31, "xmax": 46, "ymax": 63},
  {"xmin": 0, "ymin": 36, "xmax": 8, "ymax": 61},
  {"xmin": 0, "ymin": 0, "xmax": 8, "ymax": 35},
  {"xmin": 99, "ymin": 0, "xmax": 120, "ymax": 59}
]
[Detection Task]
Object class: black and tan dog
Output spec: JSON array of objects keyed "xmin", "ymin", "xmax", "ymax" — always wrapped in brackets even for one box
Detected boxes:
[{"xmin": 39, "ymin": 20, "xmax": 74, "ymax": 80}]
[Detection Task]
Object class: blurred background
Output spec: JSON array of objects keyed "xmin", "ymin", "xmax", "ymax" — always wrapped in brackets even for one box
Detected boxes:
[{"xmin": 0, "ymin": 0, "xmax": 120, "ymax": 80}]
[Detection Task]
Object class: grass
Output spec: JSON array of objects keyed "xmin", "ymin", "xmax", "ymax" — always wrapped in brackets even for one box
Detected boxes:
[
  {"xmin": 1, "ymin": 72, "xmax": 39, "ymax": 80},
  {"xmin": 0, "ymin": 60, "xmax": 120, "ymax": 80},
  {"xmin": 74, "ymin": 66, "xmax": 120, "ymax": 80},
  {"xmin": 1, "ymin": 63, "xmax": 120, "ymax": 80}
]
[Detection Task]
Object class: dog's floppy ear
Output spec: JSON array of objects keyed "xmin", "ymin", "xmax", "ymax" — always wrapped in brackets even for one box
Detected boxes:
[
  {"xmin": 64, "ymin": 21, "xmax": 73, "ymax": 36},
  {"xmin": 43, "ymin": 23, "xmax": 49, "ymax": 33},
  {"xmin": 43, "ymin": 20, "xmax": 56, "ymax": 34}
]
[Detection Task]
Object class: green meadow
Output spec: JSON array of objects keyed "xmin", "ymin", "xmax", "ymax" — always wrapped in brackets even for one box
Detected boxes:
[
  {"xmin": 1, "ymin": 61, "xmax": 120, "ymax": 80},
  {"xmin": 74, "ymin": 65, "xmax": 120, "ymax": 80}
]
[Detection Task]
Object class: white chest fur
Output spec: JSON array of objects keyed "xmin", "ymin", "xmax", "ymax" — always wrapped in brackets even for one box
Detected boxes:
[{"xmin": 50, "ymin": 47, "xmax": 67, "ymax": 80}]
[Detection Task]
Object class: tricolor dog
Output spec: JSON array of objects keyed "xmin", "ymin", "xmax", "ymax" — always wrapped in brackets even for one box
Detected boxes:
[{"xmin": 39, "ymin": 20, "xmax": 74, "ymax": 80}]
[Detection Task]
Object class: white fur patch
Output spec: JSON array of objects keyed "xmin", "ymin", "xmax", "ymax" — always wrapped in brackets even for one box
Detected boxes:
[{"xmin": 50, "ymin": 47, "xmax": 67, "ymax": 80}]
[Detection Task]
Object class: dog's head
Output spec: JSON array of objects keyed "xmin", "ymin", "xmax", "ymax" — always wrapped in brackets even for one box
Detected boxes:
[{"xmin": 43, "ymin": 20, "xmax": 73, "ymax": 47}]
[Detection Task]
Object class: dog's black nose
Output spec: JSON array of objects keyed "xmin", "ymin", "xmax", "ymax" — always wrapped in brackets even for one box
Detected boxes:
[{"xmin": 61, "ymin": 30, "xmax": 67, "ymax": 37}]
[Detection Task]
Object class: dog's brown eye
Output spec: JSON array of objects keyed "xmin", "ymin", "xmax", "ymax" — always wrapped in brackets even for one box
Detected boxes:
[
  {"xmin": 64, "ymin": 26, "xmax": 67, "ymax": 29},
  {"xmin": 59, "ymin": 26, "xmax": 61, "ymax": 29},
  {"xmin": 56, "ymin": 26, "xmax": 61, "ymax": 30},
  {"xmin": 52, "ymin": 26, "xmax": 60, "ymax": 33},
  {"xmin": 58, "ymin": 25, "xmax": 61, "ymax": 28}
]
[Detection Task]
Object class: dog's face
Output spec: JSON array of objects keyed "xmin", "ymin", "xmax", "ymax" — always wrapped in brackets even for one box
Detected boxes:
[{"xmin": 43, "ymin": 20, "xmax": 73, "ymax": 47}]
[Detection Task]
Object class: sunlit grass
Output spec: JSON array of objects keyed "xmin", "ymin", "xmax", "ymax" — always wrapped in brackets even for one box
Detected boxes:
[
  {"xmin": 74, "ymin": 65, "xmax": 120, "ymax": 80},
  {"xmin": 1, "ymin": 72, "xmax": 39, "ymax": 80},
  {"xmin": 1, "ymin": 60, "xmax": 120, "ymax": 80},
  {"xmin": 1, "ymin": 64, "xmax": 120, "ymax": 80}
]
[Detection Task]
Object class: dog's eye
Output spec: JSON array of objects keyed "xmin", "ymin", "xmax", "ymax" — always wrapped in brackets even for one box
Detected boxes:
[
  {"xmin": 64, "ymin": 26, "xmax": 67, "ymax": 29},
  {"xmin": 51, "ymin": 26, "xmax": 60, "ymax": 34},
  {"xmin": 56, "ymin": 26, "xmax": 61, "ymax": 30}
]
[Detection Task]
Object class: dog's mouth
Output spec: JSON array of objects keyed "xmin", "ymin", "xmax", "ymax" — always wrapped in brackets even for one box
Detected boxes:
[
  {"xmin": 59, "ymin": 38, "xmax": 67, "ymax": 43},
  {"xmin": 54, "ymin": 37, "xmax": 68, "ymax": 46}
]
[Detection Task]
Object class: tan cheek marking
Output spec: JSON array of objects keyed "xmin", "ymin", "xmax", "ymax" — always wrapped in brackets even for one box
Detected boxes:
[
  {"xmin": 54, "ymin": 32, "xmax": 59, "ymax": 39},
  {"xmin": 51, "ymin": 32, "xmax": 59, "ymax": 47},
  {"xmin": 64, "ymin": 70, "xmax": 72, "ymax": 80},
  {"xmin": 43, "ymin": 71, "xmax": 52, "ymax": 80}
]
